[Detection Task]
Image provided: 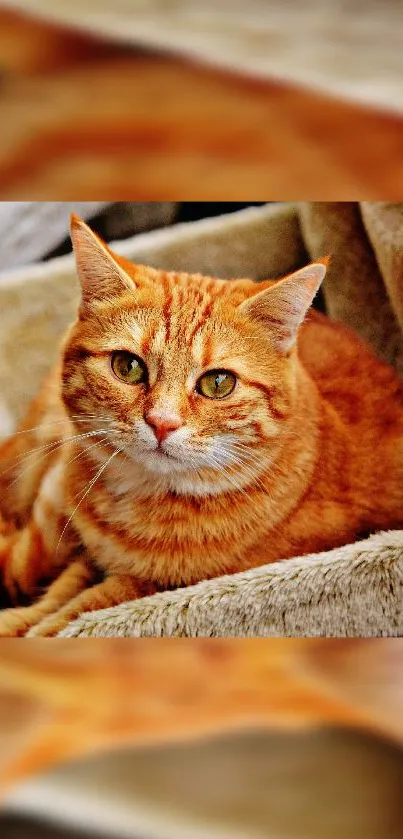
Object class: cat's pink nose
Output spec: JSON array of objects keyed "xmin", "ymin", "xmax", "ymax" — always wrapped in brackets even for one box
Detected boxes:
[{"xmin": 145, "ymin": 412, "xmax": 183, "ymax": 444}]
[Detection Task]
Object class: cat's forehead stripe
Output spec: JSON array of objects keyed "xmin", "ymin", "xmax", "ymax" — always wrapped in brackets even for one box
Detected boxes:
[
  {"xmin": 96, "ymin": 275, "xmax": 241, "ymax": 364},
  {"xmin": 161, "ymin": 272, "xmax": 173, "ymax": 343},
  {"xmin": 186, "ymin": 295, "xmax": 215, "ymax": 346},
  {"xmin": 184, "ymin": 278, "xmax": 231, "ymax": 343},
  {"xmin": 158, "ymin": 277, "xmax": 234, "ymax": 365}
]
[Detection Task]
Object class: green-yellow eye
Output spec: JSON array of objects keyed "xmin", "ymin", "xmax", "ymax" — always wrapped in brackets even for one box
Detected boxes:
[
  {"xmin": 111, "ymin": 351, "xmax": 147, "ymax": 385},
  {"xmin": 197, "ymin": 370, "xmax": 236, "ymax": 400}
]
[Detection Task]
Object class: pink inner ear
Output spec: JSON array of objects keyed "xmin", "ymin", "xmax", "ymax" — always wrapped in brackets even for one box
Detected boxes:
[
  {"xmin": 239, "ymin": 263, "xmax": 326, "ymax": 352},
  {"xmin": 71, "ymin": 219, "xmax": 135, "ymax": 305}
]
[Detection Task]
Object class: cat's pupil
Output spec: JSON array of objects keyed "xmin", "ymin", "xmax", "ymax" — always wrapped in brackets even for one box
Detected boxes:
[
  {"xmin": 196, "ymin": 369, "xmax": 236, "ymax": 399},
  {"xmin": 111, "ymin": 351, "xmax": 146, "ymax": 384}
]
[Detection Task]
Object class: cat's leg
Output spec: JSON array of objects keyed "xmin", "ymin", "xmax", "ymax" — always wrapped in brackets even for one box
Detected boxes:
[
  {"xmin": 0, "ymin": 514, "xmax": 17, "ymax": 595},
  {"xmin": 26, "ymin": 574, "xmax": 151, "ymax": 637},
  {"xmin": 0, "ymin": 557, "xmax": 95, "ymax": 637},
  {"xmin": 0, "ymin": 524, "xmax": 49, "ymax": 607},
  {"xmin": 0, "ymin": 460, "xmax": 76, "ymax": 609}
]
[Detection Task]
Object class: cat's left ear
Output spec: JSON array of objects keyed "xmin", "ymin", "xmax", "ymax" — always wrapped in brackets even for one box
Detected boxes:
[
  {"xmin": 238, "ymin": 260, "xmax": 328, "ymax": 353},
  {"xmin": 70, "ymin": 214, "xmax": 136, "ymax": 308}
]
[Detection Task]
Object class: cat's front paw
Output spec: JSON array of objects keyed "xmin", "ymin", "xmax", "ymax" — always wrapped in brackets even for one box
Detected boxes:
[
  {"xmin": 26, "ymin": 612, "xmax": 72, "ymax": 637},
  {"xmin": 0, "ymin": 606, "xmax": 35, "ymax": 637}
]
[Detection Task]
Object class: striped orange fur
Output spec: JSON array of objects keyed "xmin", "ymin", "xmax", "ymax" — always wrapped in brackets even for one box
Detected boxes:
[{"xmin": 0, "ymin": 215, "xmax": 403, "ymax": 636}]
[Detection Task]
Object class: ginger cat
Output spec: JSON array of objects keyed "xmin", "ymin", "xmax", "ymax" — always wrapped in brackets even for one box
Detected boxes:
[{"xmin": 0, "ymin": 215, "xmax": 403, "ymax": 637}]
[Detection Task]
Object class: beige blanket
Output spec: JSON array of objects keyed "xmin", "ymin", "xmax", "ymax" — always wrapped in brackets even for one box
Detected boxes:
[{"xmin": 0, "ymin": 202, "xmax": 402, "ymax": 636}]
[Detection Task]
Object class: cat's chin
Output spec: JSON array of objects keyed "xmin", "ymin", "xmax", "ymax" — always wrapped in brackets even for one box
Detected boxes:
[
  {"xmin": 134, "ymin": 451, "xmax": 243, "ymax": 497},
  {"xmin": 109, "ymin": 446, "xmax": 247, "ymax": 498},
  {"xmin": 137, "ymin": 448, "xmax": 191, "ymax": 476}
]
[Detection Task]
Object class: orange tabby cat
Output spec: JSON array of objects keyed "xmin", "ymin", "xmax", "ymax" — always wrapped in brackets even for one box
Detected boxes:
[{"xmin": 0, "ymin": 215, "xmax": 402, "ymax": 637}]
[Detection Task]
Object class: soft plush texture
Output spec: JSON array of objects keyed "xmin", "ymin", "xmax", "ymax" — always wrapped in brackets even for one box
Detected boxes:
[
  {"xmin": 7, "ymin": 1, "xmax": 403, "ymax": 114},
  {"xmin": 62, "ymin": 531, "xmax": 403, "ymax": 638},
  {"xmin": 0, "ymin": 202, "xmax": 402, "ymax": 637}
]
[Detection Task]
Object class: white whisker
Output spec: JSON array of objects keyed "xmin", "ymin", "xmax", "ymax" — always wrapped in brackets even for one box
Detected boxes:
[
  {"xmin": 1, "ymin": 429, "xmax": 118, "ymax": 482},
  {"xmin": 55, "ymin": 447, "xmax": 123, "ymax": 559},
  {"xmin": 206, "ymin": 454, "xmax": 249, "ymax": 497},
  {"xmin": 0, "ymin": 415, "xmax": 115, "ymax": 442},
  {"xmin": 65, "ymin": 436, "xmax": 112, "ymax": 469},
  {"xmin": 223, "ymin": 454, "xmax": 267, "ymax": 493}
]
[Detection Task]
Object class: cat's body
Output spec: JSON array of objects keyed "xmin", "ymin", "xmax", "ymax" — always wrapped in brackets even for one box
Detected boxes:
[{"xmin": 0, "ymin": 216, "xmax": 402, "ymax": 636}]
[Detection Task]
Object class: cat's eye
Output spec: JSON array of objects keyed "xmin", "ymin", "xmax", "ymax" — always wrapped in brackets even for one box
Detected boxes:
[
  {"xmin": 111, "ymin": 351, "xmax": 147, "ymax": 385},
  {"xmin": 197, "ymin": 370, "xmax": 236, "ymax": 400}
]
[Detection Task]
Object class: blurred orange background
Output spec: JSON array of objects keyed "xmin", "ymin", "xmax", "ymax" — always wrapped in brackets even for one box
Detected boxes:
[
  {"xmin": 1, "ymin": 8, "xmax": 403, "ymax": 199},
  {"xmin": 0, "ymin": 639, "xmax": 402, "ymax": 790},
  {"xmin": 0, "ymin": 639, "xmax": 402, "ymax": 838}
]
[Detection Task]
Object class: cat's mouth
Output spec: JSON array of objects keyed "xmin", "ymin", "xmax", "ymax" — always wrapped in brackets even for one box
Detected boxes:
[
  {"xmin": 155, "ymin": 447, "xmax": 175, "ymax": 459},
  {"xmin": 141, "ymin": 445, "xmax": 187, "ymax": 472}
]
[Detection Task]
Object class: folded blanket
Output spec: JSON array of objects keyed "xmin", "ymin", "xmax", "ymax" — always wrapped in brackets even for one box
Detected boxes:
[
  {"xmin": 62, "ymin": 530, "xmax": 403, "ymax": 638},
  {"xmin": 8, "ymin": 1, "xmax": 403, "ymax": 113},
  {"xmin": 0, "ymin": 202, "xmax": 402, "ymax": 636}
]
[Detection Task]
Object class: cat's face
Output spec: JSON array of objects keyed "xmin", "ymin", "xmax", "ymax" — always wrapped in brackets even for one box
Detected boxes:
[{"xmin": 63, "ymin": 216, "xmax": 326, "ymax": 494}]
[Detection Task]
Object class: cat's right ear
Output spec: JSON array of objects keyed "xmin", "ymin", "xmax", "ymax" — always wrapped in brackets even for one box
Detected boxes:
[{"xmin": 70, "ymin": 214, "xmax": 136, "ymax": 309}]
